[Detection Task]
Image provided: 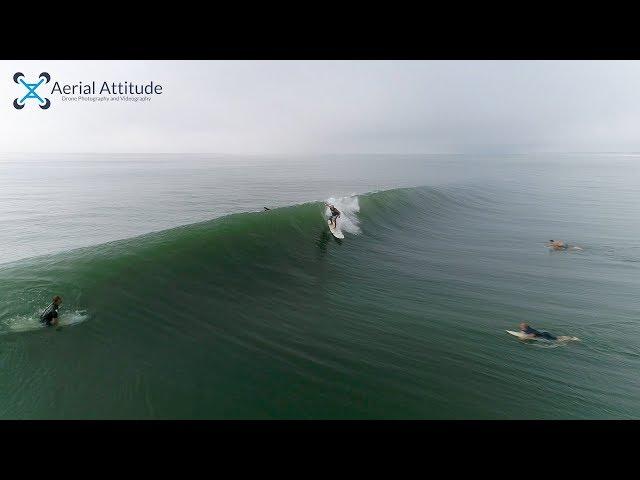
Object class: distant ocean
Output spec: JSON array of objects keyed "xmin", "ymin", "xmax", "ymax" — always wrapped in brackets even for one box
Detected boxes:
[{"xmin": 1, "ymin": 153, "xmax": 639, "ymax": 419}]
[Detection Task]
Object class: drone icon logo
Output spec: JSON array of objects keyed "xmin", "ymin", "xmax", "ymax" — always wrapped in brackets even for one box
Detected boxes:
[{"xmin": 13, "ymin": 72, "xmax": 51, "ymax": 110}]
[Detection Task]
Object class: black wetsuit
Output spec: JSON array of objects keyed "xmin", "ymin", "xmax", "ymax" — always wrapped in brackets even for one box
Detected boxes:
[
  {"xmin": 522, "ymin": 325, "xmax": 556, "ymax": 341},
  {"xmin": 329, "ymin": 206, "xmax": 340, "ymax": 223},
  {"xmin": 40, "ymin": 304, "xmax": 59, "ymax": 326}
]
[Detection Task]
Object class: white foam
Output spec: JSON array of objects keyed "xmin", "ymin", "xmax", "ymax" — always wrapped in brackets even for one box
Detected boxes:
[{"xmin": 3, "ymin": 309, "xmax": 89, "ymax": 334}]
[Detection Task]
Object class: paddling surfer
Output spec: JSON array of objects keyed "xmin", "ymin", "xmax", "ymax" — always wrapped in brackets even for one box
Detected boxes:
[
  {"xmin": 519, "ymin": 322, "xmax": 557, "ymax": 341},
  {"xmin": 546, "ymin": 239, "xmax": 582, "ymax": 251}
]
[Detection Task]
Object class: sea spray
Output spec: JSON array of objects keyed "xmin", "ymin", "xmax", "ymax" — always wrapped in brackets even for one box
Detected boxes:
[{"xmin": 3, "ymin": 310, "xmax": 90, "ymax": 334}]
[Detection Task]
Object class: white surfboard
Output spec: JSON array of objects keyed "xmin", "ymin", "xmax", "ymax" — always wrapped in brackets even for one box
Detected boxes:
[
  {"xmin": 328, "ymin": 219, "xmax": 344, "ymax": 239},
  {"xmin": 506, "ymin": 330, "xmax": 530, "ymax": 340}
]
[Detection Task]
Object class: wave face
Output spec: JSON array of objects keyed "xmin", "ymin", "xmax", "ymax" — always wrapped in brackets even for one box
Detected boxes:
[{"xmin": 2, "ymin": 184, "xmax": 640, "ymax": 419}]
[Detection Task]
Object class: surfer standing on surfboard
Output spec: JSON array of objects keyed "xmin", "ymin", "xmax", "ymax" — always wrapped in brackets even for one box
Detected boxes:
[{"xmin": 325, "ymin": 203, "xmax": 340, "ymax": 229}]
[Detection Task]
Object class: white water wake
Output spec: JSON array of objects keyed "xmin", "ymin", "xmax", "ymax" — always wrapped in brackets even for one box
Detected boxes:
[{"xmin": 2, "ymin": 310, "xmax": 89, "ymax": 334}]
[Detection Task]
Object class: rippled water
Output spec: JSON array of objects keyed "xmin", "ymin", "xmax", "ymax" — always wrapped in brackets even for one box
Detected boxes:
[{"xmin": 1, "ymin": 153, "xmax": 639, "ymax": 419}]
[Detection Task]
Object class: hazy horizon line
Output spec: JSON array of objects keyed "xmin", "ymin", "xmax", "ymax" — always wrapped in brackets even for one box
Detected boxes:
[{"xmin": 2, "ymin": 151, "xmax": 640, "ymax": 156}]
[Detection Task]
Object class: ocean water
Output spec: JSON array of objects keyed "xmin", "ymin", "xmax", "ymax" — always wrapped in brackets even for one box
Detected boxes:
[{"xmin": 1, "ymin": 153, "xmax": 639, "ymax": 419}]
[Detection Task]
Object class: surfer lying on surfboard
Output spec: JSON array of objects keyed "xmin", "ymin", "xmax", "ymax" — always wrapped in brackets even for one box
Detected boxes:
[
  {"xmin": 546, "ymin": 239, "xmax": 582, "ymax": 251},
  {"xmin": 519, "ymin": 322, "xmax": 556, "ymax": 340},
  {"xmin": 507, "ymin": 323, "xmax": 579, "ymax": 342},
  {"xmin": 325, "ymin": 203, "xmax": 340, "ymax": 229}
]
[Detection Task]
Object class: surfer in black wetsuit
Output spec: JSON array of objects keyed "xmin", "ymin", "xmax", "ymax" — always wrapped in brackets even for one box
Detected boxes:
[
  {"xmin": 40, "ymin": 295, "xmax": 62, "ymax": 327},
  {"xmin": 519, "ymin": 322, "xmax": 557, "ymax": 341},
  {"xmin": 325, "ymin": 203, "xmax": 340, "ymax": 229}
]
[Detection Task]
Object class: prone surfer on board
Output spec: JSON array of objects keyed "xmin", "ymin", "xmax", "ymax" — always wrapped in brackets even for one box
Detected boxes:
[
  {"xmin": 325, "ymin": 203, "xmax": 340, "ymax": 229},
  {"xmin": 546, "ymin": 239, "xmax": 582, "ymax": 251},
  {"xmin": 519, "ymin": 322, "xmax": 556, "ymax": 341},
  {"xmin": 546, "ymin": 239, "xmax": 568, "ymax": 250}
]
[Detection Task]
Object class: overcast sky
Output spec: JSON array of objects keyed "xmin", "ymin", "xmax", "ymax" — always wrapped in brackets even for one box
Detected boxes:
[{"xmin": 2, "ymin": 60, "xmax": 640, "ymax": 154}]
